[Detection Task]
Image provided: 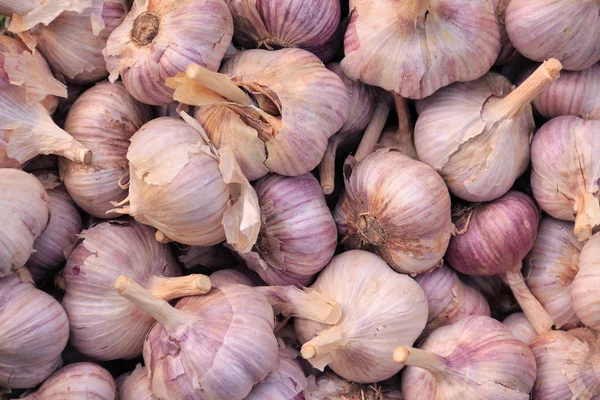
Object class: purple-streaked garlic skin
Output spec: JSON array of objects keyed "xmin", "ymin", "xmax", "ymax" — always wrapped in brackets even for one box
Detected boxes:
[
  {"xmin": 304, "ymin": 373, "xmax": 403, "ymax": 400},
  {"xmin": 236, "ymin": 173, "xmax": 337, "ymax": 286},
  {"xmin": 210, "ymin": 267, "xmax": 262, "ymax": 288},
  {"xmin": 335, "ymin": 149, "xmax": 454, "ymax": 275},
  {"xmin": 341, "ymin": 0, "xmax": 500, "ymax": 99},
  {"xmin": 506, "ymin": 0, "xmax": 600, "ymax": 71},
  {"xmin": 446, "ymin": 191, "xmax": 539, "ymax": 277},
  {"xmin": 62, "ymin": 220, "xmax": 181, "ymax": 361},
  {"xmin": 0, "ymin": 273, "xmax": 69, "ymax": 389},
  {"xmin": 226, "ymin": 0, "xmax": 340, "ymax": 62},
  {"xmin": 530, "ymin": 328, "xmax": 600, "ymax": 400},
  {"xmin": 524, "ymin": 217, "xmax": 582, "ymax": 329},
  {"xmin": 502, "ymin": 312, "xmax": 536, "ymax": 345},
  {"xmin": 30, "ymin": 0, "xmax": 129, "ymax": 84},
  {"xmin": 59, "ymin": 81, "xmax": 153, "ymax": 219},
  {"xmin": 22, "ymin": 363, "xmax": 116, "ymax": 400},
  {"xmin": 117, "ymin": 364, "xmax": 154, "ymax": 400},
  {"xmin": 295, "ymin": 250, "xmax": 428, "ymax": 383},
  {"xmin": 143, "ymin": 284, "xmax": 279, "ymax": 400},
  {"xmin": 0, "ymin": 169, "xmax": 50, "ymax": 277},
  {"xmin": 493, "ymin": 0, "xmax": 519, "ymax": 65},
  {"xmin": 104, "ymin": 0, "xmax": 234, "ymax": 105},
  {"xmin": 401, "ymin": 316, "xmax": 536, "ymax": 400},
  {"xmin": 572, "ymin": 233, "xmax": 600, "ymax": 331},
  {"xmin": 532, "ymin": 63, "xmax": 600, "ymax": 120},
  {"xmin": 531, "ymin": 116, "xmax": 600, "ymax": 240}
]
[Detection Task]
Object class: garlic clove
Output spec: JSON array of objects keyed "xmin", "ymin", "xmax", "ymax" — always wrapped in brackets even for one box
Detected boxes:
[
  {"xmin": 1, "ymin": 0, "xmax": 91, "ymax": 33},
  {"xmin": 572, "ymin": 233, "xmax": 600, "ymax": 331},
  {"xmin": 502, "ymin": 312, "xmax": 536, "ymax": 345}
]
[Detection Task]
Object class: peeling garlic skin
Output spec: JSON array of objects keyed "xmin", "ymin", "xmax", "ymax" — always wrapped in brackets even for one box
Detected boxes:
[
  {"xmin": 506, "ymin": 0, "xmax": 600, "ymax": 71},
  {"xmin": 341, "ymin": 0, "xmax": 500, "ymax": 99},
  {"xmin": 572, "ymin": 234, "xmax": 600, "ymax": 331},
  {"xmin": 117, "ymin": 365, "xmax": 154, "ymax": 400},
  {"xmin": 226, "ymin": 0, "xmax": 340, "ymax": 62}
]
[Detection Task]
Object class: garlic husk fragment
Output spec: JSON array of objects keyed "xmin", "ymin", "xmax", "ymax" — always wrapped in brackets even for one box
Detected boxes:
[
  {"xmin": 104, "ymin": 0, "xmax": 233, "ymax": 105},
  {"xmin": 0, "ymin": 0, "xmax": 90, "ymax": 33},
  {"xmin": 59, "ymin": 81, "xmax": 152, "ymax": 218},
  {"xmin": 532, "ymin": 63, "xmax": 600, "ymax": 120},
  {"xmin": 27, "ymin": 0, "xmax": 129, "ymax": 83},
  {"xmin": 506, "ymin": 0, "xmax": 600, "ymax": 71},
  {"xmin": 22, "ymin": 363, "xmax": 116, "ymax": 400},
  {"xmin": 117, "ymin": 364, "xmax": 154, "ymax": 400},
  {"xmin": 62, "ymin": 220, "xmax": 211, "ymax": 361},
  {"xmin": 304, "ymin": 373, "xmax": 404, "ymax": 400},
  {"xmin": 236, "ymin": 173, "xmax": 337, "ymax": 286},
  {"xmin": 0, "ymin": 169, "xmax": 50, "ymax": 277},
  {"xmin": 530, "ymin": 328, "xmax": 600, "ymax": 400},
  {"xmin": 295, "ymin": 250, "xmax": 428, "ymax": 383},
  {"xmin": 0, "ymin": 271, "xmax": 69, "ymax": 389},
  {"xmin": 524, "ymin": 217, "xmax": 582, "ymax": 329},
  {"xmin": 377, "ymin": 94, "xmax": 417, "ymax": 160},
  {"xmin": 334, "ymin": 149, "xmax": 453, "ymax": 275},
  {"xmin": 572, "ymin": 233, "xmax": 600, "ymax": 331},
  {"xmin": 502, "ymin": 313, "xmax": 536, "ymax": 345},
  {"xmin": 116, "ymin": 275, "xmax": 279, "ymax": 400},
  {"xmin": 397, "ymin": 316, "xmax": 536, "ymax": 400},
  {"xmin": 26, "ymin": 171, "xmax": 83, "ymax": 283},
  {"xmin": 493, "ymin": 0, "xmax": 519, "ymax": 65},
  {"xmin": 415, "ymin": 59, "xmax": 562, "ymax": 202},
  {"xmin": 531, "ymin": 116, "xmax": 600, "ymax": 241},
  {"xmin": 168, "ymin": 48, "xmax": 349, "ymax": 180},
  {"xmin": 341, "ymin": 0, "xmax": 500, "ymax": 99},
  {"xmin": 111, "ymin": 114, "xmax": 260, "ymax": 251}
]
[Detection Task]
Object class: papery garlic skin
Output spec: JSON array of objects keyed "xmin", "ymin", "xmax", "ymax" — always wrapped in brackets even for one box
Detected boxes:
[
  {"xmin": 334, "ymin": 149, "xmax": 453, "ymax": 275},
  {"xmin": 502, "ymin": 313, "xmax": 536, "ymax": 345},
  {"xmin": 341, "ymin": 0, "xmax": 500, "ymax": 99},
  {"xmin": 62, "ymin": 220, "xmax": 181, "ymax": 360},
  {"xmin": 226, "ymin": 0, "xmax": 340, "ymax": 62},
  {"xmin": 295, "ymin": 250, "xmax": 428, "ymax": 383},
  {"xmin": 29, "ymin": 0, "xmax": 128, "ymax": 83},
  {"xmin": 0, "ymin": 272, "xmax": 69, "ymax": 389},
  {"xmin": 304, "ymin": 373, "xmax": 404, "ymax": 400},
  {"xmin": 0, "ymin": 0, "xmax": 90, "ymax": 33},
  {"xmin": 572, "ymin": 234, "xmax": 600, "ymax": 331},
  {"xmin": 506, "ymin": 0, "xmax": 600, "ymax": 71},
  {"xmin": 531, "ymin": 116, "xmax": 600, "ymax": 241},
  {"xmin": 524, "ymin": 217, "xmax": 582, "ymax": 329},
  {"xmin": 59, "ymin": 81, "xmax": 152, "ymax": 218},
  {"xmin": 492, "ymin": 0, "xmax": 518, "ymax": 65},
  {"xmin": 236, "ymin": 173, "xmax": 337, "ymax": 286},
  {"xmin": 0, "ymin": 169, "xmax": 49, "ymax": 277},
  {"xmin": 530, "ymin": 328, "xmax": 600, "ymax": 400},
  {"xmin": 117, "ymin": 364, "xmax": 154, "ymax": 400},
  {"xmin": 104, "ymin": 0, "xmax": 233, "ymax": 105},
  {"xmin": 23, "ymin": 363, "xmax": 116, "ymax": 400}
]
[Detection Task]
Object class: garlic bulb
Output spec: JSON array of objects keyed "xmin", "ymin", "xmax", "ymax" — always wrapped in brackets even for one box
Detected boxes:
[
  {"xmin": 117, "ymin": 364, "xmax": 154, "ymax": 400},
  {"xmin": 572, "ymin": 233, "xmax": 600, "ymax": 331},
  {"xmin": 111, "ymin": 114, "xmax": 260, "ymax": 251},
  {"xmin": 446, "ymin": 191, "xmax": 554, "ymax": 335},
  {"xmin": 175, "ymin": 244, "xmax": 237, "ymax": 273},
  {"xmin": 0, "ymin": 169, "xmax": 49, "ymax": 277},
  {"xmin": 493, "ymin": 0, "xmax": 518, "ymax": 65},
  {"xmin": 532, "ymin": 63, "xmax": 600, "ymax": 120},
  {"xmin": 226, "ymin": 0, "xmax": 340, "ymax": 62},
  {"xmin": 59, "ymin": 80, "xmax": 152, "ymax": 218},
  {"xmin": 104, "ymin": 0, "xmax": 233, "ymax": 105},
  {"xmin": 62, "ymin": 220, "xmax": 211, "ymax": 361},
  {"xmin": 341, "ymin": 0, "xmax": 500, "ymax": 99},
  {"xmin": 524, "ymin": 217, "xmax": 582, "ymax": 329},
  {"xmin": 378, "ymin": 94, "xmax": 417, "ymax": 160},
  {"xmin": 319, "ymin": 62, "xmax": 377, "ymax": 194},
  {"xmin": 22, "ymin": 363, "xmax": 116, "ymax": 400},
  {"xmin": 506, "ymin": 0, "xmax": 600, "ymax": 71},
  {"xmin": 0, "ymin": 271, "xmax": 69, "ymax": 389},
  {"xmin": 396, "ymin": 316, "xmax": 536, "ymax": 400},
  {"xmin": 27, "ymin": 0, "xmax": 129, "ymax": 83},
  {"xmin": 415, "ymin": 59, "xmax": 562, "ymax": 202},
  {"xmin": 502, "ymin": 313, "xmax": 536, "ymax": 345},
  {"xmin": 530, "ymin": 328, "xmax": 600, "ymax": 400},
  {"xmin": 168, "ymin": 49, "xmax": 349, "ymax": 180},
  {"xmin": 334, "ymin": 149, "xmax": 453, "ymax": 275},
  {"xmin": 304, "ymin": 373, "xmax": 404, "ymax": 400},
  {"xmin": 415, "ymin": 264, "xmax": 490, "ymax": 335},
  {"xmin": 0, "ymin": 0, "xmax": 89, "ymax": 33},
  {"xmin": 26, "ymin": 172, "xmax": 83, "ymax": 283},
  {"xmin": 295, "ymin": 250, "xmax": 428, "ymax": 383},
  {"xmin": 531, "ymin": 116, "xmax": 600, "ymax": 241},
  {"xmin": 117, "ymin": 275, "xmax": 279, "ymax": 400},
  {"xmin": 236, "ymin": 173, "xmax": 337, "ymax": 286}
]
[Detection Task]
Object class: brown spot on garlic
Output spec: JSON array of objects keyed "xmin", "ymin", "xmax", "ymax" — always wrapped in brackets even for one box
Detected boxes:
[{"xmin": 131, "ymin": 12, "xmax": 160, "ymax": 46}]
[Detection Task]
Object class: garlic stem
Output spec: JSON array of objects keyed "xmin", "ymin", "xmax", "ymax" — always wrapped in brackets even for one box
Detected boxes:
[
  {"xmin": 394, "ymin": 94, "xmax": 412, "ymax": 139},
  {"xmin": 319, "ymin": 138, "xmax": 338, "ymax": 195},
  {"xmin": 574, "ymin": 191, "xmax": 600, "ymax": 241},
  {"xmin": 148, "ymin": 274, "xmax": 212, "ymax": 301},
  {"xmin": 501, "ymin": 268, "xmax": 554, "ymax": 335},
  {"xmin": 393, "ymin": 347, "xmax": 447, "ymax": 380},
  {"xmin": 355, "ymin": 102, "xmax": 390, "ymax": 162},
  {"xmin": 483, "ymin": 58, "xmax": 562, "ymax": 121},
  {"xmin": 155, "ymin": 230, "xmax": 172, "ymax": 244},
  {"xmin": 60, "ymin": 141, "xmax": 92, "ymax": 165},
  {"xmin": 300, "ymin": 327, "xmax": 344, "ymax": 370},
  {"xmin": 255, "ymin": 286, "xmax": 342, "ymax": 324},
  {"xmin": 185, "ymin": 63, "xmax": 251, "ymax": 106},
  {"xmin": 115, "ymin": 275, "xmax": 188, "ymax": 333}
]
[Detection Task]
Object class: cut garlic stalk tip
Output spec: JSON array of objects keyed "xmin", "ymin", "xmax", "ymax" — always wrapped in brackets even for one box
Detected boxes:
[
  {"xmin": 155, "ymin": 230, "xmax": 172, "ymax": 243},
  {"xmin": 393, "ymin": 347, "xmax": 447, "ymax": 379},
  {"xmin": 301, "ymin": 345, "xmax": 317, "ymax": 360},
  {"xmin": 393, "ymin": 347, "xmax": 410, "ymax": 363}
]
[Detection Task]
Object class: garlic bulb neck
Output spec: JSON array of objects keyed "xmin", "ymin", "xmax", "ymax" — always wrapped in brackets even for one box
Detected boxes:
[
  {"xmin": 147, "ymin": 275, "xmax": 212, "ymax": 301},
  {"xmin": 399, "ymin": 0, "xmax": 430, "ymax": 19},
  {"xmin": 131, "ymin": 12, "xmax": 160, "ymax": 46},
  {"xmin": 356, "ymin": 214, "xmax": 386, "ymax": 246},
  {"xmin": 300, "ymin": 327, "xmax": 344, "ymax": 370},
  {"xmin": 181, "ymin": 63, "xmax": 252, "ymax": 106},
  {"xmin": 255, "ymin": 286, "xmax": 342, "ymax": 324},
  {"xmin": 393, "ymin": 347, "xmax": 447, "ymax": 380},
  {"xmin": 575, "ymin": 191, "xmax": 600, "ymax": 241},
  {"xmin": 354, "ymin": 101, "xmax": 390, "ymax": 162}
]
